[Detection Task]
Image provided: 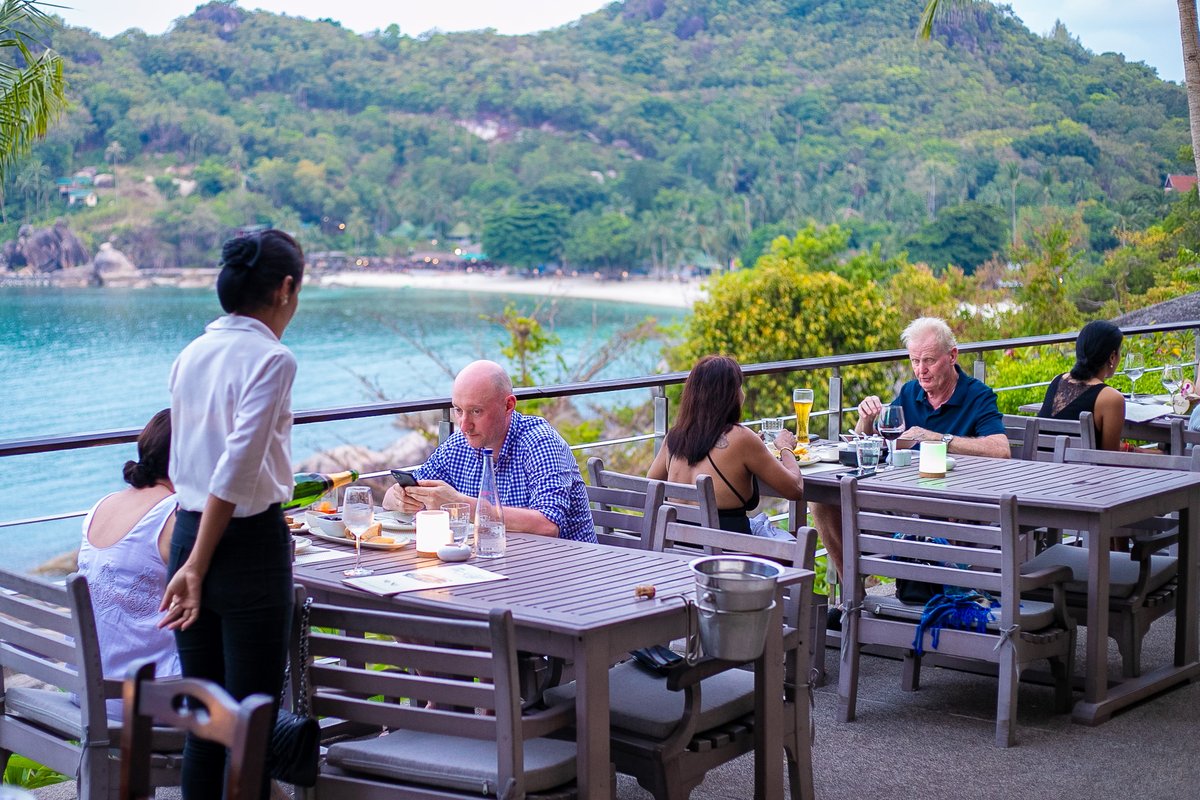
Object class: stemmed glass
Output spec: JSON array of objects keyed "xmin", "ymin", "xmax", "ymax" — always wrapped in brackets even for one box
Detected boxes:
[
  {"xmin": 876, "ymin": 405, "xmax": 906, "ymax": 469},
  {"xmin": 1162, "ymin": 364, "xmax": 1183, "ymax": 406},
  {"xmin": 342, "ymin": 485, "xmax": 374, "ymax": 577},
  {"xmin": 1125, "ymin": 353, "xmax": 1146, "ymax": 403}
]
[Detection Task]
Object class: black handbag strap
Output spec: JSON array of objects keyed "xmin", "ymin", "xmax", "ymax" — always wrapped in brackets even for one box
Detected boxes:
[{"xmin": 282, "ymin": 596, "xmax": 313, "ymax": 716}]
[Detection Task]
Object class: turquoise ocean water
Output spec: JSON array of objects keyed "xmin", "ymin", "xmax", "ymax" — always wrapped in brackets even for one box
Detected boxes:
[{"xmin": 0, "ymin": 284, "xmax": 684, "ymax": 571}]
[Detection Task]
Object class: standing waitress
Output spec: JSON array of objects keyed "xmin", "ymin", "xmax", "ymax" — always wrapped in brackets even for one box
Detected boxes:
[{"xmin": 159, "ymin": 229, "xmax": 305, "ymax": 800}]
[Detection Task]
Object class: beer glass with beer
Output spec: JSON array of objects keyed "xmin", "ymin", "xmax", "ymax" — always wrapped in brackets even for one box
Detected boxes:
[{"xmin": 793, "ymin": 388, "xmax": 814, "ymax": 441}]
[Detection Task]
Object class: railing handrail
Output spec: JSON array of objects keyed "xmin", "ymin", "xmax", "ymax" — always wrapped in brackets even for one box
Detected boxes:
[{"xmin": 3, "ymin": 320, "xmax": 1198, "ymax": 459}]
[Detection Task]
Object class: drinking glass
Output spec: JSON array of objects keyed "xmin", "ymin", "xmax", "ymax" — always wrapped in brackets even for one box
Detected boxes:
[
  {"xmin": 1125, "ymin": 353, "xmax": 1145, "ymax": 403},
  {"xmin": 876, "ymin": 405, "xmax": 906, "ymax": 468},
  {"xmin": 342, "ymin": 485, "xmax": 374, "ymax": 577},
  {"xmin": 856, "ymin": 437, "xmax": 882, "ymax": 470},
  {"xmin": 792, "ymin": 388, "xmax": 814, "ymax": 441},
  {"xmin": 1162, "ymin": 364, "xmax": 1183, "ymax": 403},
  {"xmin": 441, "ymin": 502, "xmax": 473, "ymax": 548},
  {"xmin": 761, "ymin": 417, "xmax": 784, "ymax": 457}
]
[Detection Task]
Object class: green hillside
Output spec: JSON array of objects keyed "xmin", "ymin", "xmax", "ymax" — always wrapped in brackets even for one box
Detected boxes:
[{"xmin": 5, "ymin": 0, "xmax": 1188, "ymax": 273}]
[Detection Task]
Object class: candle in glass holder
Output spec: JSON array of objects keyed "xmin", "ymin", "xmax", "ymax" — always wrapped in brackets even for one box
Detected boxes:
[
  {"xmin": 918, "ymin": 441, "xmax": 947, "ymax": 478},
  {"xmin": 415, "ymin": 509, "xmax": 451, "ymax": 556}
]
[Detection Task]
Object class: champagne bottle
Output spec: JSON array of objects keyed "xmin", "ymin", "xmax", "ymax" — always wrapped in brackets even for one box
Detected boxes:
[
  {"xmin": 283, "ymin": 469, "xmax": 359, "ymax": 510},
  {"xmin": 474, "ymin": 448, "xmax": 506, "ymax": 558}
]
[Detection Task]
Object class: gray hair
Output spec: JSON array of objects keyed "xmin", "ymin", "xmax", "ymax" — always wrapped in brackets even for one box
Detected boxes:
[{"xmin": 900, "ymin": 317, "xmax": 957, "ymax": 352}]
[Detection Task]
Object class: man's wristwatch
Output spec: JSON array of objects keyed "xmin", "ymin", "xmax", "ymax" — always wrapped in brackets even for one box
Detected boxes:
[{"xmin": 941, "ymin": 433, "xmax": 954, "ymax": 447}]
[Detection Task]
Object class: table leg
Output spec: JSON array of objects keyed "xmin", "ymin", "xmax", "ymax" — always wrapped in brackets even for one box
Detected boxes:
[
  {"xmin": 574, "ymin": 634, "xmax": 614, "ymax": 800},
  {"xmin": 1080, "ymin": 517, "xmax": 1112, "ymax": 715},
  {"xmin": 754, "ymin": 598, "xmax": 785, "ymax": 799},
  {"xmin": 1177, "ymin": 490, "xmax": 1200, "ymax": 666}
]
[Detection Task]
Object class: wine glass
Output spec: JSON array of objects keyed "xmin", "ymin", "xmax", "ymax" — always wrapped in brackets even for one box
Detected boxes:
[
  {"xmin": 876, "ymin": 405, "xmax": 906, "ymax": 468},
  {"xmin": 1162, "ymin": 364, "xmax": 1183, "ymax": 405},
  {"xmin": 1125, "ymin": 353, "xmax": 1146, "ymax": 403},
  {"xmin": 342, "ymin": 485, "xmax": 374, "ymax": 577}
]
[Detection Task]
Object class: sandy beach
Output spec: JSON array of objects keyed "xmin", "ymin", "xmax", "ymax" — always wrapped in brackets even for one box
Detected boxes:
[{"xmin": 318, "ymin": 269, "xmax": 705, "ymax": 309}]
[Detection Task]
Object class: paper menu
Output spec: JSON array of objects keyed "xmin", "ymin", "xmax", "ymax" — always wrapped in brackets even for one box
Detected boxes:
[{"xmin": 343, "ymin": 564, "xmax": 507, "ymax": 596}]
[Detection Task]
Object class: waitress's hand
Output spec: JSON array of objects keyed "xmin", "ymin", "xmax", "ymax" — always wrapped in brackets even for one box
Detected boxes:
[{"xmin": 159, "ymin": 563, "xmax": 203, "ymax": 631}]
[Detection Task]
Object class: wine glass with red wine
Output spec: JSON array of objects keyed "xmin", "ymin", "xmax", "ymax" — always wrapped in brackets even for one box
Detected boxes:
[{"xmin": 876, "ymin": 405, "xmax": 906, "ymax": 468}]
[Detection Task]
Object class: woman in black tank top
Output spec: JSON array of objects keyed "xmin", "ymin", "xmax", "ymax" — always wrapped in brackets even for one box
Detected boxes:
[
  {"xmin": 648, "ymin": 356, "xmax": 805, "ymax": 533},
  {"xmin": 1037, "ymin": 320, "xmax": 1126, "ymax": 451}
]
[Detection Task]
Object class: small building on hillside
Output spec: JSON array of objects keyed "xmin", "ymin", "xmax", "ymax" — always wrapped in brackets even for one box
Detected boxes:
[{"xmin": 1164, "ymin": 174, "xmax": 1198, "ymax": 193}]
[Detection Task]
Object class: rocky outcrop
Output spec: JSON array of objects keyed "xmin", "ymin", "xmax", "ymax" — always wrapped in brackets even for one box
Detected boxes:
[
  {"xmin": 92, "ymin": 242, "xmax": 140, "ymax": 286},
  {"xmin": 1, "ymin": 219, "xmax": 90, "ymax": 272}
]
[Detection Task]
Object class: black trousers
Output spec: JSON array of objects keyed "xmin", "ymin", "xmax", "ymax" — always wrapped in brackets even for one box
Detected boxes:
[{"xmin": 170, "ymin": 504, "xmax": 294, "ymax": 800}]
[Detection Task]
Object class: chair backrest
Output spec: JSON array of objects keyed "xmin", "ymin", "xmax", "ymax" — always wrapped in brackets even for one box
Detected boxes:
[
  {"xmin": 650, "ymin": 506, "xmax": 814, "ymax": 631},
  {"xmin": 0, "ymin": 569, "xmax": 115, "ymax": 788},
  {"xmin": 1053, "ymin": 439, "xmax": 1200, "ymax": 472},
  {"xmin": 301, "ymin": 602, "xmax": 574, "ymax": 798},
  {"xmin": 120, "ymin": 661, "xmax": 272, "ymax": 800},
  {"xmin": 1169, "ymin": 417, "xmax": 1200, "ymax": 455},
  {"xmin": 585, "ymin": 479, "xmax": 666, "ymax": 549},
  {"xmin": 588, "ymin": 455, "xmax": 720, "ymax": 528},
  {"xmin": 839, "ymin": 480, "xmax": 1023, "ymax": 631},
  {"xmin": 1004, "ymin": 412, "xmax": 1096, "ymax": 461}
]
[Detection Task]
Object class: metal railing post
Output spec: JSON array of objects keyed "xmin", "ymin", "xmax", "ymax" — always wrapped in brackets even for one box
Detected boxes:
[
  {"xmin": 827, "ymin": 369, "xmax": 843, "ymax": 440},
  {"xmin": 652, "ymin": 387, "xmax": 668, "ymax": 456},
  {"xmin": 973, "ymin": 357, "xmax": 986, "ymax": 383},
  {"xmin": 439, "ymin": 408, "xmax": 454, "ymax": 444}
]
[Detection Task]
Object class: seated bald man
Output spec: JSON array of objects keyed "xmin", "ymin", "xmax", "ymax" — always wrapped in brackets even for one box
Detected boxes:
[
  {"xmin": 383, "ymin": 359, "xmax": 596, "ymax": 542},
  {"xmin": 813, "ymin": 317, "xmax": 1009, "ymax": 579}
]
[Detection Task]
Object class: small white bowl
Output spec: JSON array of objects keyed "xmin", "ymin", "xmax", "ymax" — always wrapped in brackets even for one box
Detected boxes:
[
  {"xmin": 437, "ymin": 543, "xmax": 472, "ymax": 562},
  {"xmin": 306, "ymin": 511, "xmax": 346, "ymax": 538}
]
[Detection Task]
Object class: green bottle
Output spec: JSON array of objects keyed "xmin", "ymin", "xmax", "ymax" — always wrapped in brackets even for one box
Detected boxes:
[{"xmin": 283, "ymin": 469, "xmax": 359, "ymax": 510}]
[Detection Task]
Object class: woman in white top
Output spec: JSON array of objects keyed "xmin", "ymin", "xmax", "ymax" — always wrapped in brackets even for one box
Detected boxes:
[
  {"xmin": 77, "ymin": 408, "xmax": 180, "ymax": 718},
  {"xmin": 159, "ymin": 230, "xmax": 304, "ymax": 800}
]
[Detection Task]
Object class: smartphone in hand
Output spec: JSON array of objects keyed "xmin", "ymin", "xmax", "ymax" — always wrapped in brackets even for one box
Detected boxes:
[{"xmin": 390, "ymin": 469, "xmax": 418, "ymax": 488}]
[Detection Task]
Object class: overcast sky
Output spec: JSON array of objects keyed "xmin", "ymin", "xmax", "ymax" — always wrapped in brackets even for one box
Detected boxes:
[{"xmin": 53, "ymin": 1, "xmax": 1185, "ymax": 84}]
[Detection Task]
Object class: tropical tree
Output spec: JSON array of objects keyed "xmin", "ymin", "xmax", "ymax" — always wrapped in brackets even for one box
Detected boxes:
[{"xmin": 0, "ymin": 1, "xmax": 67, "ymax": 184}]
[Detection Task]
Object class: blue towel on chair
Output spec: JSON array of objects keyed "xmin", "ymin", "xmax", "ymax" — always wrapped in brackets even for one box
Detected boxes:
[{"xmin": 912, "ymin": 593, "xmax": 996, "ymax": 655}]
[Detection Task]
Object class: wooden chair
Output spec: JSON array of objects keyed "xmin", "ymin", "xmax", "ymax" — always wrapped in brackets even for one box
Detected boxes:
[
  {"xmin": 838, "ymin": 481, "xmax": 1075, "ymax": 747},
  {"xmin": 1020, "ymin": 442, "xmax": 1200, "ymax": 676},
  {"xmin": 544, "ymin": 508, "xmax": 815, "ymax": 800},
  {"xmin": 588, "ymin": 456, "xmax": 720, "ymax": 529},
  {"xmin": 295, "ymin": 602, "xmax": 577, "ymax": 799},
  {"xmin": 0, "ymin": 569, "xmax": 185, "ymax": 800},
  {"xmin": 585, "ymin": 478, "xmax": 666, "ymax": 548},
  {"xmin": 1003, "ymin": 412, "xmax": 1095, "ymax": 461},
  {"xmin": 1168, "ymin": 416, "xmax": 1200, "ymax": 455},
  {"xmin": 120, "ymin": 661, "xmax": 273, "ymax": 800}
]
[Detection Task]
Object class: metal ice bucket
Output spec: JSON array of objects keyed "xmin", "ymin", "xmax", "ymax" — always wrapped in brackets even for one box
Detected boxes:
[{"xmin": 690, "ymin": 556, "xmax": 782, "ymax": 660}]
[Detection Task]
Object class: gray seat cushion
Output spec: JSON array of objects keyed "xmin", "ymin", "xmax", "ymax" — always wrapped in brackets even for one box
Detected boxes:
[
  {"xmin": 866, "ymin": 594, "xmax": 1058, "ymax": 632},
  {"xmin": 6, "ymin": 687, "xmax": 186, "ymax": 751},
  {"xmin": 543, "ymin": 658, "xmax": 755, "ymax": 740},
  {"xmin": 1022, "ymin": 544, "xmax": 1177, "ymax": 599},
  {"xmin": 325, "ymin": 729, "xmax": 576, "ymax": 795}
]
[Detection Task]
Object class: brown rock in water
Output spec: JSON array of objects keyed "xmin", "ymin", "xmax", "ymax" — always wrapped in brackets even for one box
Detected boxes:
[
  {"xmin": 34, "ymin": 548, "xmax": 79, "ymax": 577},
  {"xmin": 1, "ymin": 219, "xmax": 90, "ymax": 272}
]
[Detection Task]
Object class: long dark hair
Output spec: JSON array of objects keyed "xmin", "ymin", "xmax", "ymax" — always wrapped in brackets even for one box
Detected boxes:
[
  {"xmin": 666, "ymin": 355, "xmax": 744, "ymax": 466},
  {"xmin": 215, "ymin": 229, "xmax": 305, "ymax": 314},
  {"xmin": 1070, "ymin": 320, "xmax": 1123, "ymax": 381},
  {"xmin": 123, "ymin": 409, "xmax": 171, "ymax": 489}
]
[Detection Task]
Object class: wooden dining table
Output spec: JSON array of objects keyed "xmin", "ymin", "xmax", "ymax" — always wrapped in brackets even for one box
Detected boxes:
[
  {"xmin": 292, "ymin": 531, "xmax": 812, "ymax": 799},
  {"xmin": 795, "ymin": 454, "xmax": 1200, "ymax": 724}
]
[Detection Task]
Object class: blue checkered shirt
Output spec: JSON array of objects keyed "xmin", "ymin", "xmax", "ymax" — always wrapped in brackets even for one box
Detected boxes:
[{"xmin": 415, "ymin": 411, "xmax": 596, "ymax": 542}]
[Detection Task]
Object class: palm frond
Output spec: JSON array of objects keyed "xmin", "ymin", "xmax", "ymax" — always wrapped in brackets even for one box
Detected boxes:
[
  {"xmin": 0, "ymin": 1, "xmax": 66, "ymax": 183},
  {"xmin": 918, "ymin": 0, "xmax": 974, "ymax": 40}
]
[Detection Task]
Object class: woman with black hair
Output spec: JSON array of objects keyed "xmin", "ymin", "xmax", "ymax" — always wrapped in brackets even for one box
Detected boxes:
[
  {"xmin": 159, "ymin": 229, "xmax": 304, "ymax": 800},
  {"xmin": 1038, "ymin": 319, "xmax": 1126, "ymax": 450},
  {"xmin": 77, "ymin": 408, "xmax": 179, "ymax": 718},
  {"xmin": 647, "ymin": 355, "xmax": 804, "ymax": 533}
]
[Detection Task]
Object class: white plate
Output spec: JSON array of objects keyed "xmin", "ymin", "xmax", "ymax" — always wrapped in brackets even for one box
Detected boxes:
[
  {"xmin": 292, "ymin": 536, "xmax": 312, "ymax": 554},
  {"xmin": 308, "ymin": 528, "xmax": 413, "ymax": 550},
  {"xmin": 813, "ymin": 446, "xmax": 842, "ymax": 463},
  {"xmin": 379, "ymin": 513, "xmax": 415, "ymax": 532},
  {"xmin": 794, "ymin": 454, "xmax": 821, "ymax": 468}
]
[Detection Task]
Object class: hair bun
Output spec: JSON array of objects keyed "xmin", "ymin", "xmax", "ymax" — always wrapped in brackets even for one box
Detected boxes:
[{"xmin": 221, "ymin": 236, "xmax": 261, "ymax": 270}]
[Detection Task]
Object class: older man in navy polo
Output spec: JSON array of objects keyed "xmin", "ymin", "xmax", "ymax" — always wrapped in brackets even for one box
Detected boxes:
[{"xmin": 814, "ymin": 317, "xmax": 1009, "ymax": 580}]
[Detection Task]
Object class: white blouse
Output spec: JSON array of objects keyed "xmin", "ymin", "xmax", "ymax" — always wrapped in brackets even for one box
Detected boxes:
[{"xmin": 169, "ymin": 314, "xmax": 296, "ymax": 516}]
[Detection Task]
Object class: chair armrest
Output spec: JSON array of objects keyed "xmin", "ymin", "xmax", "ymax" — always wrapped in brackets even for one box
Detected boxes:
[
  {"xmin": 1017, "ymin": 564, "xmax": 1074, "ymax": 592},
  {"xmin": 104, "ymin": 677, "xmax": 124, "ymax": 700},
  {"xmin": 1131, "ymin": 530, "xmax": 1180, "ymax": 560},
  {"xmin": 664, "ymin": 657, "xmax": 748, "ymax": 692}
]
